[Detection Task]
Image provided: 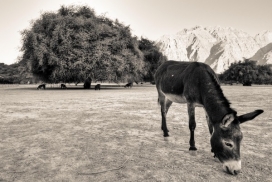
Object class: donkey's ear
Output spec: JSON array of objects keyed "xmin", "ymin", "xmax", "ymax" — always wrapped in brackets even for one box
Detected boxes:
[
  {"xmin": 221, "ymin": 113, "xmax": 235, "ymax": 127},
  {"xmin": 238, "ymin": 110, "xmax": 264, "ymax": 124}
]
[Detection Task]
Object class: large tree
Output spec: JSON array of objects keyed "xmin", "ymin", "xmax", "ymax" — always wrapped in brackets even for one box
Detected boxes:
[{"xmin": 20, "ymin": 5, "xmax": 145, "ymax": 83}]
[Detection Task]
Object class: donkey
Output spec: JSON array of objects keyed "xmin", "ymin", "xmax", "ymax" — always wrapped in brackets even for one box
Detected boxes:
[
  {"xmin": 37, "ymin": 84, "xmax": 46, "ymax": 90},
  {"xmin": 124, "ymin": 82, "xmax": 133, "ymax": 88},
  {"xmin": 155, "ymin": 61, "xmax": 263, "ymax": 175},
  {"xmin": 95, "ymin": 84, "xmax": 101, "ymax": 90},
  {"xmin": 61, "ymin": 84, "xmax": 67, "ymax": 89}
]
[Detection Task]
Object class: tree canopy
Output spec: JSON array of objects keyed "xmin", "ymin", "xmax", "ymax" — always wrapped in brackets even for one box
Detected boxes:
[
  {"xmin": 0, "ymin": 62, "xmax": 30, "ymax": 84},
  {"xmin": 20, "ymin": 5, "xmax": 148, "ymax": 83},
  {"xmin": 219, "ymin": 59, "xmax": 272, "ymax": 85},
  {"xmin": 138, "ymin": 38, "xmax": 167, "ymax": 81},
  {"xmin": 0, "ymin": 63, "xmax": 16, "ymax": 83}
]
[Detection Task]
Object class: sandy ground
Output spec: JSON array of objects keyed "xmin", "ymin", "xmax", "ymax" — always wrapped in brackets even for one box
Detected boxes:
[{"xmin": 0, "ymin": 84, "xmax": 271, "ymax": 182}]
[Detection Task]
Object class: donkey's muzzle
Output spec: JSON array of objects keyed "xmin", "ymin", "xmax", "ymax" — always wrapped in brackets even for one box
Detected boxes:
[{"xmin": 223, "ymin": 160, "xmax": 241, "ymax": 175}]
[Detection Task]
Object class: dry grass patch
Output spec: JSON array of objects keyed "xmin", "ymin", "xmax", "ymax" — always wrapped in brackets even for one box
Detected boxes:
[{"xmin": 0, "ymin": 85, "xmax": 271, "ymax": 181}]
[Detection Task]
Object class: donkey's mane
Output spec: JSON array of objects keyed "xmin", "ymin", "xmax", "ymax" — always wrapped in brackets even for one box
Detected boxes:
[{"xmin": 206, "ymin": 69, "xmax": 236, "ymax": 115}]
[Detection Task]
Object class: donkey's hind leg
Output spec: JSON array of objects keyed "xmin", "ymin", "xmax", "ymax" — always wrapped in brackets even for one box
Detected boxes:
[
  {"xmin": 187, "ymin": 102, "xmax": 197, "ymax": 151},
  {"xmin": 159, "ymin": 96, "xmax": 172, "ymax": 137}
]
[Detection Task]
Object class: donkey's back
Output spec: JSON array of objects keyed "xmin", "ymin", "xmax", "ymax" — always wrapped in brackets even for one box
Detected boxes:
[{"xmin": 155, "ymin": 61, "xmax": 219, "ymax": 105}]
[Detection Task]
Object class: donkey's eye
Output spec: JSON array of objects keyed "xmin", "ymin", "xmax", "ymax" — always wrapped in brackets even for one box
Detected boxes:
[{"xmin": 225, "ymin": 142, "xmax": 233, "ymax": 148}]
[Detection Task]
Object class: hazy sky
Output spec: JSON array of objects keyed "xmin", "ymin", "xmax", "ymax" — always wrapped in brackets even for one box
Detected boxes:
[{"xmin": 1, "ymin": 0, "xmax": 272, "ymax": 65}]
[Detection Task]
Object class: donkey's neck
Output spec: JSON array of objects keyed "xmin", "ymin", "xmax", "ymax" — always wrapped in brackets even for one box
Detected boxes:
[{"xmin": 201, "ymin": 85, "xmax": 235, "ymax": 124}]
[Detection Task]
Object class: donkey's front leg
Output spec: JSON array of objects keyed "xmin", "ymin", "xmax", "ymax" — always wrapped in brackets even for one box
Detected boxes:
[
  {"xmin": 205, "ymin": 111, "xmax": 216, "ymax": 156},
  {"xmin": 187, "ymin": 103, "xmax": 197, "ymax": 151},
  {"xmin": 205, "ymin": 111, "xmax": 213, "ymax": 135}
]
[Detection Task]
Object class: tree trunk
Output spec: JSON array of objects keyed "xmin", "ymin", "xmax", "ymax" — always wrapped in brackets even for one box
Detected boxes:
[{"xmin": 84, "ymin": 77, "xmax": 92, "ymax": 89}]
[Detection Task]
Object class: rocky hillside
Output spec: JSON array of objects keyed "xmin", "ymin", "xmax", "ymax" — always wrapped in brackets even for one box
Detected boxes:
[{"xmin": 157, "ymin": 26, "xmax": 272, "ymax": 73}]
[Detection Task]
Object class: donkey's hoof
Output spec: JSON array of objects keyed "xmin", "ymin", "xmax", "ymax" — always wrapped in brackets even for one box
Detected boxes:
[
  {"xmin": 189, "ymin": 146, "xmax": 197, "ymax": 151},
  {"xmin": 163, "ymin": 133, "xmax": 169, "ymax": 137}
]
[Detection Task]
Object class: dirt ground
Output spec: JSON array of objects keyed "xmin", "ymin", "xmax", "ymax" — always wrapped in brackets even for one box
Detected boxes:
[{"xmin": 0, "ymin": 84, "xmax": 271, "ymax": 182}]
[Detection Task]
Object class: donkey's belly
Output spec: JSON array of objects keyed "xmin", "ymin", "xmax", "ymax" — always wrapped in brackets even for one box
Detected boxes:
[
  {"xmin": 164, "ymin": 93, "xmax": 203, "ymax": 107},
  {"xmin": 164, "ymin": 93, "xmax": 187, "ymax": 103}
]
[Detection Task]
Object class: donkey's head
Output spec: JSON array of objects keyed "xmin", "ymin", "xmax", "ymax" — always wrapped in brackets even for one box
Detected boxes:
[{"xmin": 210, "ymin": 110, "xmax": 263, "ymax": 175}]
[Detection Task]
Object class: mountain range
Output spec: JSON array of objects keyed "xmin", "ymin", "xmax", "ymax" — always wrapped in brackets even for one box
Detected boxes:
[{"xmin": 156, "ymin": 26, "xmax": 272, "ymax": 73}]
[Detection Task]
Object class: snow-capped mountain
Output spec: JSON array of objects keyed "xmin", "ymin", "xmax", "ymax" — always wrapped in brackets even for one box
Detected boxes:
[{"xmin": 157, "ymin": 26, "xmax": 272, "ymax": 73}]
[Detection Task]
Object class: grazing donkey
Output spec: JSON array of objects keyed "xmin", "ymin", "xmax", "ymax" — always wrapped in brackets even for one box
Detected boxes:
[
  {"xmin": 61, "ymin": 84, "xmax": 67, "ymax": 89},
  {"xmin": 124, "ymin": 82, "xmax": 133, "ymax": 88},
  {"xmin": 155, "ymin": 61, "xmax": 263, "ymax": 175},
  {"xmin": 37, "ymin": 84, "xmax": 46, "ymax": 90},
  {"xmin": 95, "ymin": 84, "xmax": 101, "ymax": 90}
]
